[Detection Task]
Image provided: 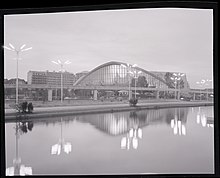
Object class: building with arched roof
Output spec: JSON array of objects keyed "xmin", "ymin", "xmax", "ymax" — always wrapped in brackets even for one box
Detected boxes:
[{"xmin": 74, "ymin": 61, "xmax": 171, "ymax": 89}]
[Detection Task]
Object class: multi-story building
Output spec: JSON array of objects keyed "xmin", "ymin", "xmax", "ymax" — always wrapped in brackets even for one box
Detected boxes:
[
  {"xmin": 46, "ymin": 71, "xmax": 76, "ymax": 87},
  {"xmin": 27, "ymin": 71, "xmax": 47, "ymax": 85},
  {"xmin": 27, "ymin": 70, "xmax": 76, "ymax": 87},
  {"xmin": 5, "ymin": 78, "xmax": 27, "ymax": 85}
]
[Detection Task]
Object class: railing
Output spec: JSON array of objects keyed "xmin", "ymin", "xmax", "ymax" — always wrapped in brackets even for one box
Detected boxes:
[{"xmin": 4, "ymin": 83, "xmax": 213, "ymax": 94}]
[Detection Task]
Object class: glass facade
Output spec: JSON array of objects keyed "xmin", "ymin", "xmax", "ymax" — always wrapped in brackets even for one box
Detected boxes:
[{"xmin": 76, "ymin": 63, "xmax": 169, "ymax": 89}]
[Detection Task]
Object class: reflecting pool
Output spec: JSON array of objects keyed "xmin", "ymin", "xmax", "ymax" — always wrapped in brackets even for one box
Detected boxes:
[{"xmin": 5, "ymin": 106, "xmax": 214, "ymax": 175}]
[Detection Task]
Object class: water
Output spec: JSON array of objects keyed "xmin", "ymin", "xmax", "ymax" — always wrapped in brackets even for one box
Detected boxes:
[{"xmin": 5, "ymin": 106, "xmax": 214, "ymax": 175}]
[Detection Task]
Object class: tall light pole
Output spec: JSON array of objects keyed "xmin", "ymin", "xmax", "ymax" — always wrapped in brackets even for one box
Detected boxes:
[
  {"xmin": 3, "ymin": 44, "xmax": 32, "ymax": 104},
  {"xmin": 121, "ymin": 63, "xmax": 138, "ymax": 100},
  {"xmin": 170, "ymin": 73, "xmax": 184, "ymax": 100},
  {"xmin": 52, "ymin": 60, "xmax": 71, "ymax": 103},
  {"xmin": 129, "ymin": 69, "xmax": 142, "ymax": 99}
]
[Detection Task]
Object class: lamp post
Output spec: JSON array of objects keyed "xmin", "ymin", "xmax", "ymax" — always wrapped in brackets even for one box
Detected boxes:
[
  {"xmin": 3, "ymin": 44, "xmax": 32, "ymax": 104},
  {"xmin": 52, "ymin": 60, "xmax": 71, "ymax": 103},
  {"xmin": 196, "ymin": 79, "xmax": 212, "ymax": 101},
  {"xmin": 170, "ymin": 73, "xmax": 184, "ymax": 100},
  {"xmin": 129, "ymin": 69, "xmax": 142, "ymax": 99},
  {"xmin": 51, "ymin": 118, "xmax": 72, "ymax": 155},
  {"xmin": 121, "ymin": 63, "xmax": 137, "ymax": 100}
]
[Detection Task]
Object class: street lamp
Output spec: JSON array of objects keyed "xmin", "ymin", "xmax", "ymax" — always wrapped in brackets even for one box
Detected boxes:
[
  {"xmin": 196, "ymin": 79, "xmax": 212, "ymax": 101},
  {"xmin": 3, "ymin": 43, "xmax": 32, "ymax": 104},
  {"xmin": 52, "ymin": 60, "xmax": 71, "ymax": 103},
  {"xmin": 51, "ymin": 118, "xmax": 72, "ymax": 155},
  {"xmin": 121, "ymin": 63, "xmax": 139, "ymax": 100},
  {"xmin": 121, "ymin": 63, "xmax": 134, "ymax": 100},
  {"xmin": 129, "ymin": 69, "xmax": 142, "ymax": 99},
  {"xmin": 170, "ymin": 73, "xmax": 185, "ymax": 100}
]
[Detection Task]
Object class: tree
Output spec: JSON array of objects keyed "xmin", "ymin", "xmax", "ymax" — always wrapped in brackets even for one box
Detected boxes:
[
  {"xmin": 164, "ymin": 72, "xmax": 175, "ymax": 88},
  {"xmin": 137, "ymin": 76, "xmax": 148, "ymax": 87}
]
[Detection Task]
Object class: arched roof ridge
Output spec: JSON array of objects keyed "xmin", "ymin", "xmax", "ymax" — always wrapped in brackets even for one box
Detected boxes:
[{"xmin": 74, "ymin": 61, "xmax": 169, "ymax": 87}]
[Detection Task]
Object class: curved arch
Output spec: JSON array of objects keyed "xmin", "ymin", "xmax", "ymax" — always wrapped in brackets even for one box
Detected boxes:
[{"xmin": 74, "ymin": 61, "xmax": 169, "ymax": 87}]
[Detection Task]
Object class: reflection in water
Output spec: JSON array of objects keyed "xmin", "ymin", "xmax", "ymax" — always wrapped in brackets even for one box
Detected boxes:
[
  {"xmin": 76, "ymin": 108, "xmax": 189, "ymax": 149},
  {"xmin": 170, "ymin": 108, "xmax": 187, "ymax": 136},
  {"xmin": 5, "ymin": 107, "xmax": 214, "ymax": 175},
  {"xmin": 76, "ymin": 108, "xmax": 189, "ymax": 137},
  {"xmin": 6, "ymin": 119, "xmax": 33, "ymax": 176},
  {"xmin": 121, "ymin": 128, "xmax": 142, "ymax": 150},
  {"xmin": 196, "ymin": 107, "xmax": 214, "ymax": 128},
  {"xmin": 51, "ymin": 118, "xmax": 72, "ymax": 155},
  {"xmin": 121, "ymin": 112, "xmax": 142, "ymax": 150}
]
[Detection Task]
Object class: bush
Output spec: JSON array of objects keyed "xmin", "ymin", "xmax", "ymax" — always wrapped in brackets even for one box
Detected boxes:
[{"xmin": 129, "ymin": 98, "xmax": 138, "ymax": 106}]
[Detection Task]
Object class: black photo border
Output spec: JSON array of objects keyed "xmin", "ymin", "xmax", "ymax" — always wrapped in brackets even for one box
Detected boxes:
[{"xmin": 0, "ymin": 1, "xmax": 219, "ymax": 178}]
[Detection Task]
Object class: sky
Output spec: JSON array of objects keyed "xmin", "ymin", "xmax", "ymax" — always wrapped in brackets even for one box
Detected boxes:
[{"xmin": 4, "ymin": 8, "xmax": 213, "ymax": 89}]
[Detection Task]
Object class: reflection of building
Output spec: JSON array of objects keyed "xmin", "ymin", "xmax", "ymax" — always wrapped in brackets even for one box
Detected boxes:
[
  {"xmin": 77, "ymin": 108, "xmax": 188, "ymax": 136},
  {"xmin": 27, "ymin": 70, "xmax": 76, "ymax": 86}
]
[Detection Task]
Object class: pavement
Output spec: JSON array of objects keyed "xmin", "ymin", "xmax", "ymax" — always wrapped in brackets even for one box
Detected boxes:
[{"xmin": 4, "ymin": 101, "xmax": 214, "ymax": 121}]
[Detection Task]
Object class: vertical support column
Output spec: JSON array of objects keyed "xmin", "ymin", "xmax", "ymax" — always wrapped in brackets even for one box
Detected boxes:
[
  {"xmin": 155, "ymin": 90, "xmax": 159, "ymax": 99},
  {"xmin": 129, "ymin": 90, "xmax": 132, "ymax": 100},
  {"xmin": 93, "ymin": 90, "xmax": 98, "ymax": 100},
  {"xmin": 177, "ymin": 91, "xmax": 180, "ymax": 100},
  {"xmin": 193, "ymin": 92, "xmax": 196, "ymax": 101},
  {"xmin": 206, "ymin": 92, "xmax": 208, "ymax": 101},
  {"xmin": 55, "ymin": 88, "xmax": 57, "ymax": 100},
  {"xmin": 48, "ymin": 89, "xmax": 53, "ymax": 102}
]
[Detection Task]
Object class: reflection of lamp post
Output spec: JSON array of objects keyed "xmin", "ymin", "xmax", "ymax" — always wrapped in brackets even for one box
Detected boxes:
[
  {"xmin": 121, "ymin": 63, "xmax": 137, "ymax": 100},
  {"xmin": 196, "ymin": 107, "xmax": 214, "ymax": 128},
  {"xmin": 170, "ymin": 73, "xmax": 184, "ymax": 100},
  {"xmin": 3, "ymin": 43, "xmax": 32, "ymax": 104},
  {"xmin": 52, "ymin": 60, "xmax": 71, "ymax": 103},
  {"xmin": 6, "ymin": 121, "xmax": 32, "ymax": 176},
  {"xmin": 51, "ymin": 118, "xmax": 72, "ymax": 155},
  {"xmin": 170, "ymin": 108, "xmax": 186, "ymax": 136},
  {"xmin": 196, "ymin": 79, "xmax": 212, "ymax": 101},
  {"xmin": 121, "ymin": 127, "xmax": 142, "ymax": 150}
]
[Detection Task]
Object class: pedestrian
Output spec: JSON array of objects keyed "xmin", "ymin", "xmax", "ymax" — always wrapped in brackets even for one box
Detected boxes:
[
  {"xmin": 28, "ymin": 102, "xmax": 34, "ymax": 113},
  {"xmin": 22, "ymin": 101, "xmax": 28, "ymax": 113}
]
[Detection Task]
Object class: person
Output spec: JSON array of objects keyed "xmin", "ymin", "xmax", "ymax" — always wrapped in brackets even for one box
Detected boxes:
[
  {"xmin": 22, "ymin": 101, "xmax": 28, "ymax": 113},
  {"xmin": 28, "ymin": 102, "xmax": 34, "ymax": 113}
]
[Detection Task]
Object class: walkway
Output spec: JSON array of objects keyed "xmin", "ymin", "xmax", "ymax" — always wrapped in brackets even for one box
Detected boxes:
[{"xmin": 4, "ymin": 101, "xmax": 214, "ymax": 121}]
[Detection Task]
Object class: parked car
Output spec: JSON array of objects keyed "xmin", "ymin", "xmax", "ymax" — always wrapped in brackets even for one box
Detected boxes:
[{"xmin": 180, "ymin": 96, "xmax": 192, "ymax": 101}]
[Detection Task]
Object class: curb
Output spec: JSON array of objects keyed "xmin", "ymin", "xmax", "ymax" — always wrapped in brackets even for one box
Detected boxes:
[{"xmin": 4, "ymin": 102, "xmax": 214, "ymax": 122}]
